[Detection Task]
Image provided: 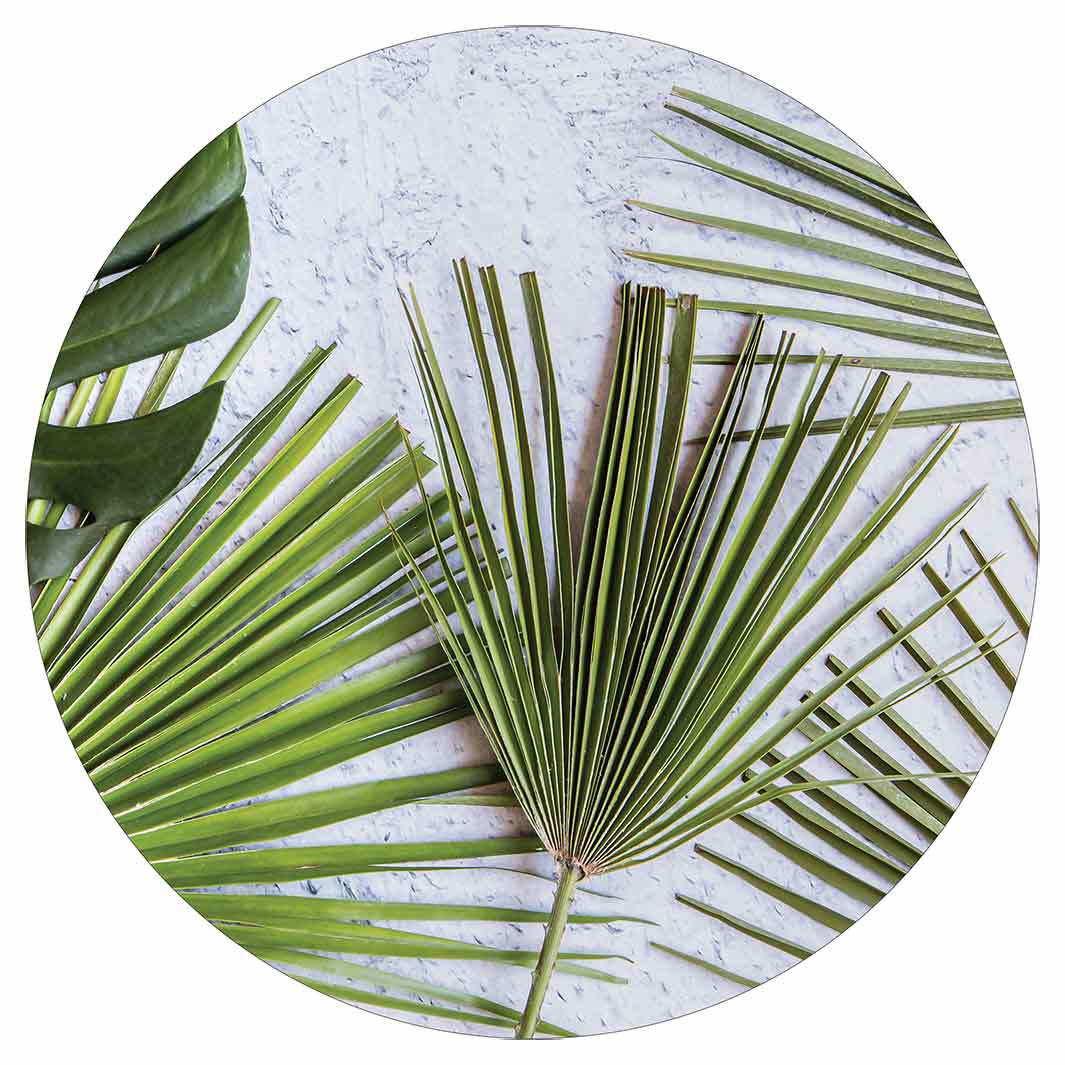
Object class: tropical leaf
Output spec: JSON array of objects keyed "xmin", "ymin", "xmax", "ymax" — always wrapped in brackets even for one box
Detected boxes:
[
  {"xmin": 632, "ymin": 250, "xmax": 994, "ymax": 331},
  {"xmin": 688, "ymin": 301, "xmax": 1006, "ymax": 357},
  {"xmin": 1008, "ymin": 498, "xmax": 1039, "ymax": 557},
  {"xmin": 650, "ymin": 941, "xmax": 761, "ymax": 989},
  {"xmin": 878, "ymin": 607, "xmax": 998, "ymax": 746},
  {"xmin": 921, "ymin": 563, "xmax": 1016, "ymax": 690},
  {"xmin": 669, "ymin": 86, "xmax": 910, "ymax": 197},
  {"xmin": 394, "ymin": 263, "xmax": 998, "ymax": 1036},
  {"xmin": 652, "ymin": 130, "xmax": 958, "ymax": 264},
  {"xmin": 27, "ymin": 384, "xmax": 223, "ymax": 580},
  {"xmin": 39, "ymin": 328, "xmax": 653, "ymax": 1037},
  {"xmin": 31, "ymin": 131, "xmax": 255, "ymax": 582},
  {"xmin": 959, "ymin": 529, "xmax": 1030, "ymax": 636},
  {"xmin": 626, "ymin": 84, "xmax": 1028, "ymax": 416},
  {"xmin": 694, "ymin": 351, "xmax": 1012, "ymax": 381},
  {"xmin": 662, "ymin": 101, "xmax": 932, "ymax": 228},
  {"xmin": 100, "ymin": 126, "xmax": 246, "ymax": 276},
  {"xmin": 717, "ymin": 398, "xmax": 1024, "ymax": 443},
  {"xmin": 628, "ymin": 201, "xmax": 980, "ymax": 300},
  {"xmin": 51, "ymin": 197, "xmax": 250, "ymax": 387}
]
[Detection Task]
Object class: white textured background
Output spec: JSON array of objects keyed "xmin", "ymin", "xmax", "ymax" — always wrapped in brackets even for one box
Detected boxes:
[{"xmin": 71, "ymin": 26, "xmax": 1036, "ymax": 1038}]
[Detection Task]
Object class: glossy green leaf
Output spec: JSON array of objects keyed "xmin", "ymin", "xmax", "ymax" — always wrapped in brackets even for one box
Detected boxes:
[
  {"xmin": 100, "ymin": 126, "xmax": 246, "ymax": 277},
  {"xmin": 52, "ymin": 197, "xmax": 250, "ymax": 387},
  {"xmin": 27, "ymin": 384, "xmax": 223, "ymax": 580}
]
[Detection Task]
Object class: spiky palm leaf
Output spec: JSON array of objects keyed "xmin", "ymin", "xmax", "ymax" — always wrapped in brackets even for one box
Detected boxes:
[
  {"xmin": 658, "ymin": 507, "xmax": 1033, "ymax": 995},
  {"xmin": 626, "ymin": 86, "xmax": 1027, "ymax": 422},
  {"xmin": 394, "ymin": 261, "xmax": 997, "ymax": 1036},
  {"xmin": 39, "ymin": 334, "xmax": 649, "ymax": 1035}
]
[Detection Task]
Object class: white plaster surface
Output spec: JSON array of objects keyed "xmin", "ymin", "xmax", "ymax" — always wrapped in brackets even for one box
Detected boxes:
[{"xmin": 70, "ymin": 26, "xmax": 1037, "ymax": 1038}]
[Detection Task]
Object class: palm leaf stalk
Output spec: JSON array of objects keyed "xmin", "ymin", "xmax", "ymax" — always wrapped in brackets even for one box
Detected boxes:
[{"xmin": 392, "ymin": 261, "xmax": 996, "ymax": 1036}]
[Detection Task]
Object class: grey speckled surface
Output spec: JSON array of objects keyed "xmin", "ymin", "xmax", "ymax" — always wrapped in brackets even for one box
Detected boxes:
[{"xmin": 75, "ymin": 26, "xmax": 1037, "ymax": 1038}]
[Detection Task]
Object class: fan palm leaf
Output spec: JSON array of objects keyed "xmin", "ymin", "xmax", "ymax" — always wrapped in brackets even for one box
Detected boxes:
[
  {"xmin": 39, "ymin": 335, "xmax": 648, "ymax": 1034},
  {"xmin": 393, "ymin": 260, "xmax": 997, "ymax": 1036}
]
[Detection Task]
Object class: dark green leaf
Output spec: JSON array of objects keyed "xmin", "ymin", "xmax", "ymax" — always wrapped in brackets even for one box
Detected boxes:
[
  {"xmin": 99, "ymin": 126, "xmax": 246, "ymax": 277},
  {"xmin": 27, "ymin": 384, "xmax": 223, "ymax": 580},
  {"xmin": 52, "ymin": 198, "xmax": 250, "ymax": 387}
]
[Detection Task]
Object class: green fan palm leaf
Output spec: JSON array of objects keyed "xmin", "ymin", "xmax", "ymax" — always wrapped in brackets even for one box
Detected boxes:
[
  {"xmin": 392, "ymin": 261, "xmax": 995, "ymax": 1036},
  {"xmin": 39, "ymin": 331, "xmax": 650, "ymax": 1036}
]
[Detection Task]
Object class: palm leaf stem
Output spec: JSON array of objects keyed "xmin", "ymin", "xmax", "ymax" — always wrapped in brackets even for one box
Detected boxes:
[{"xmin": 516, "ymin": 861, "xmax": 582, "ymax": 1038}]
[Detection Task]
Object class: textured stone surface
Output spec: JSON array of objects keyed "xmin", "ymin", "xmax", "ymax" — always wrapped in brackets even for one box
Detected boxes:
[{"xmin": 80, "ymin": 26, "xmax": 1036, "ymax": 1038}]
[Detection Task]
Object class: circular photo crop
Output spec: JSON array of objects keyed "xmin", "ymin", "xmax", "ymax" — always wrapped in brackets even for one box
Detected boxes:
[{"xmin": 27, "ymin": 26, "xmax": 1037, "ymax": 1039}]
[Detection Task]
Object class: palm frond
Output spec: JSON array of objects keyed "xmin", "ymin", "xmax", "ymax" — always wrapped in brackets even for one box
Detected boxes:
[
  {"xmin": 41, "ymin": 335, "xmax": 649, "ymax": 1036},
  {"xmin": 394, "ymin": 262, "xmax": 997, "ymax": 1035}
]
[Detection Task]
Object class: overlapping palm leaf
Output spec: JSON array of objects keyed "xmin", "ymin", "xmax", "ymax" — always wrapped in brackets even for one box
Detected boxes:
[
  {"xmin": 39, "ymin": 339, "xmax": 645, "ymax": 1035},
  {"xmin": 655, "ymin": 511, "xmax": 1031, "ymax": 992},
  {"xmin": 28, "ymin": 128, "xmax": 253, "ymax": 580},
  {"xmin": 626, "ymin": 85, "xmax": 1027, "ymax": 436}
]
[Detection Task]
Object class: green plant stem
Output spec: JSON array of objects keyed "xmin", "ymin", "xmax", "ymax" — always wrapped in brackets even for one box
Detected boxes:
[
  {"xmin": 206, "ymin": 297, "xmax": 280, "ymax": 385},
  {"xmin": 136, "ymin": 347, "xmax": 185, "ymax": 415},
  {"xmin": 516, "ymin": 861, "xmax": 581, "ymax": 1039}
]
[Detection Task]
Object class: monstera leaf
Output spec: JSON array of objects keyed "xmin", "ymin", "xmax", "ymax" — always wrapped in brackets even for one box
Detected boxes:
[
  {"xmin": 27, "ymin": 385, "xmax": 224, "ymax": 581},
  {"xmin": 28, "ymin": 126, "xmax": 251, "ymax": 581},
  {"xmin": 99, "ymin": 125, "xmax": 246, "ymax": 277}
]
